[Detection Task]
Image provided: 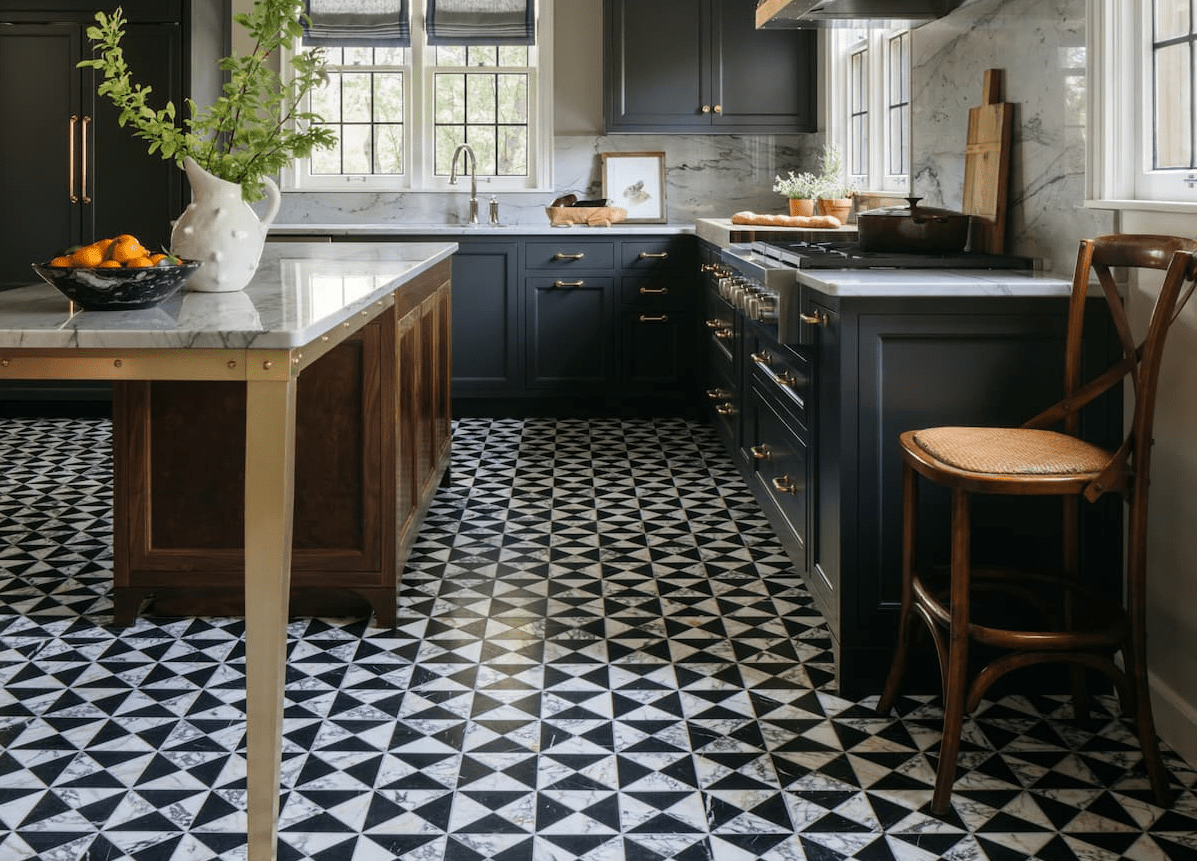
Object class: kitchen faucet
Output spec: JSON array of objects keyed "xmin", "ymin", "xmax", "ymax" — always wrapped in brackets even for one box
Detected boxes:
[{"xmin": 449, "ymin": 143, "xmax": 479, "ymax": 224}]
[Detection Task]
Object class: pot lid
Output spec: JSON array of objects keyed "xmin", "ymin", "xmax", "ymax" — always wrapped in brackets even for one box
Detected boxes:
[{"xmin": 859, "ymin": 196, "xmax": 968, "ymax": 222}]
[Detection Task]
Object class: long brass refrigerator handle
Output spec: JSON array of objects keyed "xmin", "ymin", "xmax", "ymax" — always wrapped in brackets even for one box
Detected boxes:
[
  {"xmin": 68, "ymin": 115, "xmax": 79, "ymax": 203},
  {"xmin": 80, "ymin": 116, "xmax": 92, "ymax": 204}
]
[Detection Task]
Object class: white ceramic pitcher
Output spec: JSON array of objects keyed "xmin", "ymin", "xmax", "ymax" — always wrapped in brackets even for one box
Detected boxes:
[{"xmin": 171, "ymin": 156, "xmax": 280, "ymax": 293}]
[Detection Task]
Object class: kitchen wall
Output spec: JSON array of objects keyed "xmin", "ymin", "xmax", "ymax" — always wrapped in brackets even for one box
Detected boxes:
[
  {"xmin": 272, "ymin": 0, "xmax": 822, "ymax": 226},
  {"xmin": 913, "ymin": 0, "xmax": 1197, "ymax": 768}
]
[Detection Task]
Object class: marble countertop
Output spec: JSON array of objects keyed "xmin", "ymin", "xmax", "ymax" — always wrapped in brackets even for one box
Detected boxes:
[
  {"xmin": 270, "ymin": 222, "xmax": 696, "ymax": 237},
  {"xmin": 796, "ymin": 267, "xmax": 1073, "ymax": 298},
  {"xmin": 0, "ymin": 242, "xmax": 456, "ymax": 350},
  {"xmin": 696, "ymin": 217, "xmax": 857, "ymax": 248}
]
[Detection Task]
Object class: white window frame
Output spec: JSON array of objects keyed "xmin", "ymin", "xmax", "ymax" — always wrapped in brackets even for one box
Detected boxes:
[
  {"xmin": 1088, "ymin": 0, "xmax": 1197, "ymax": 209},
  {"xmin": 826, "ymin": 26, "xmax": 911, "ymax": 195},
  {"xmin": 282, "ymin": 0, "xmax": 554, "ymax": 193}
]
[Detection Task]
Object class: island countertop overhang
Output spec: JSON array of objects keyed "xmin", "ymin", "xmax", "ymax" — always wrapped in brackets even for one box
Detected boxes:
[{"xmin": 0, "ymin": 242, "xmax": 456, "ymax": 351}]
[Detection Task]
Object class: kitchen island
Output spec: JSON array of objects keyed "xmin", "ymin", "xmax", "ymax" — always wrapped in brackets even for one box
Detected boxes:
[{"xmin": 0, "ymin": 240, "xmax": 455, "ymax": 861}]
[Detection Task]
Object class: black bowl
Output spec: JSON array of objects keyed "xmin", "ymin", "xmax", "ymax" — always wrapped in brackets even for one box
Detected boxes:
[{"xmin": 31, "ymin": 260, "xmax": 201, "ymax": 311}]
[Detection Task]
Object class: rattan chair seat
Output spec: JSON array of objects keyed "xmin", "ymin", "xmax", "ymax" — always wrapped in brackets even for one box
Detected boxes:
[{"xmin": 912, "ymin": 426, "xmax": 1112, "ymax": 476}]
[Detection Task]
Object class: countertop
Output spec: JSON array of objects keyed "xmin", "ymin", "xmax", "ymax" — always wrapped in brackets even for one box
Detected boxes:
[
  {"xmin": 270, "ymin": 222, "xmax": 696, "ymax": 237},
  {"xmin": 0, "ymin": 242, "xmax": 456, "ymax": 350},
  {"xmin": 696, "ymin": 217, "xmax": 857, "ymax": 249},
  {"xmin": 796, "ymin": 266, "xmax": 1073, "ymax": 298}
]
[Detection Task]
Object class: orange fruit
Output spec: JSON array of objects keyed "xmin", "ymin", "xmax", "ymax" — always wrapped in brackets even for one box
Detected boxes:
[
  {"xmin": 96, "ymin": 259, "xmax": 122, "ymax": 268},
  {"xmin": 126, "ymin": 256, "xmax": 156, "ymax": 268},
  {"xmin": 68, "ymin": 245, "xmax": 106, "ymax": 267},
  {"xmin": 49, "ymin": 255, "xmax": 73, "ymax": 267},
  {"xmin": 108, "ymin": 237, "xmax": 149, "ymax": 263},
  {"xmin": 150, "ymin": 253, "xmax": 169, "ymax": 265}
]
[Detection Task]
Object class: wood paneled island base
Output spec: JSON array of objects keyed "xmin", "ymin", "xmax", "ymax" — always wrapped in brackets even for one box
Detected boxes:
[{"xmin": 111, "ymin": 261, "xmax": 452, "ymax": 628}]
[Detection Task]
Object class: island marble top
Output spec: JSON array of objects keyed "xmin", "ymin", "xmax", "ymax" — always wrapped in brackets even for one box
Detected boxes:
[
  {"xmin": 0, "ymin": 242, "xmax": 456, "ymax": 350},
  {"xmin": 795, "ymin": 266, "xmax": 1074, "ymax": 298}
]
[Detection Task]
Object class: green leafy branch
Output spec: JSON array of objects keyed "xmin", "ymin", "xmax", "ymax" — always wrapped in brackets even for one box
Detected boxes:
[{"xmin": 79, "ymin": 1, "xmax": 337, "ymax": 201}]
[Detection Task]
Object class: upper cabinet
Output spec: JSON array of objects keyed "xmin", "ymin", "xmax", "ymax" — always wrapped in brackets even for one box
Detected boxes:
[{"xmin": 603, "ymin": 0, "xmax": 817, "ymax": 134}]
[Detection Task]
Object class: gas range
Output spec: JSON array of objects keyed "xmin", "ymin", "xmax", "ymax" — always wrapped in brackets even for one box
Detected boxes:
[{"xmin": 750, "ymin": 239, "xmax": 1034, "ymax": 270}]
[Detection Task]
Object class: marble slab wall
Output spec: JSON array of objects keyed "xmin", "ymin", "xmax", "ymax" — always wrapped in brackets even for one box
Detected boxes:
[
  {"xmin": 910, "ymin": 0, "xmax": 1113, "ymax": 273},
  {"xmin": 273, "ymin": 133, "xmax": 822, "ymax": 228}
]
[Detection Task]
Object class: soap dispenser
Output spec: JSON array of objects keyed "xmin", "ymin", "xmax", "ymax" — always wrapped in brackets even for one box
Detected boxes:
[{"xmin": 489, "ymin": 196, "xmax": 500, "ymax": 225}]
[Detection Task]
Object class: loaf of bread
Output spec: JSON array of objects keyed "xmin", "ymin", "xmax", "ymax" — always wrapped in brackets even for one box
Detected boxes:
[{"xmin": 731, "ymin": 211, "xmax": 842, "ymax": 229}]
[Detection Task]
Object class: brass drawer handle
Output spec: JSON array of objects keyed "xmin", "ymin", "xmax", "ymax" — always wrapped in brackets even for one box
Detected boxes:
[
  {"xmin": 639, "ymin": 286, "xmax": 669, "ymax": 295},
  {"xmin": 639, "ymin": 251, "xmax": 669, "ymax": 259},
  {"xmin": 772, "ymin": 475, "xmax": 798, "ymax": 495},
  {"xmin": 751, "ymin": 351, "xmax": 771, "ymax": 365},
  {"xmin": 705, "ymin": 318, "xmax": 726, "ymax": 329},
  {"xmin": 715, "ymin": 402, "xmax": 736, "ymax": 416},
  {"xmin": 553, "ymin": 280, "xmax": 585, "ymax": 288},
  {"xmin": 639, "ymin": 314, "xmax": 669, "ymax": 323},
  {"xmin": 800, "ymin": 311, "xmax": 828, "ymax": 326},
  {"xmin": 713, "ymin": 328, "xmax": 733, "ymax": 340},
  {"xmin": 751, "ymin": 444, "xmax": 771, "ymax": 460},
  {"xmin": 554, "ymin": 252, "xmax": 585, "ymax": 260},
  {"xmin": 706, "ymin": 387, "xmax": 730, "ymax": 400},
  {"xmin": 776, "ymin": 371, "xmax": 797, "ymax": 387}
]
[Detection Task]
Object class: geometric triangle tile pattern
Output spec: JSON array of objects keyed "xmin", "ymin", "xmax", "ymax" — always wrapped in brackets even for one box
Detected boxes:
[{"xmin": 1, "ymin": 415, "xmax": 1196, "ymax": 861}]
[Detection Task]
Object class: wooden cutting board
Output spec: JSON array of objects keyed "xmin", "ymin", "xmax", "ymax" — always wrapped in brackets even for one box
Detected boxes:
[{"xmin": 962, "ymin": 69, "xmax": 1014, "ymax": 255}]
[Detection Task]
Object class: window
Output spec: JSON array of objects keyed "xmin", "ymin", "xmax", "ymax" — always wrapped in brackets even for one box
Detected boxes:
[
  {"xmin": 1089, "ymin": 0, "xmax": 1197, "ymax": 204},
  {"xmin": 829, "ymin": 27, "xmax": 910, "ymax": 194},
  {"xmin": 284, "ymin": 2, "xmax": 551, "ymax": 192}
]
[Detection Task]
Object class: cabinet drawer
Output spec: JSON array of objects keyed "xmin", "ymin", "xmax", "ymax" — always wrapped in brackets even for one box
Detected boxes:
[
  {"xmin": 748, "ymin": 341, "xmax": 810, "ymax": 432},
  {"xmin": 750, "ymin": 392, "xmax": 812, "ymax": 583},
  {"xmin": 621, "ymin": 274, "xmax": 691, "ymax": 307},
  {"xmin": 525, "ymin": 241, "xmax": 615, "ymax": 270},
  {"xmin": 621, "ymin": 239, "xmax": 689, "ymax": 271}
]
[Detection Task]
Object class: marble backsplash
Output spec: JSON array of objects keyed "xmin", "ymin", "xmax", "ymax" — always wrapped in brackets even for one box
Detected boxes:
[
  {"xmin": 273, "ymin": 133, "xmax": 823, "ymax": 228},
  {"xmin": 910, "ymin": 0, "xmax": 1112, "ymax": 273}
]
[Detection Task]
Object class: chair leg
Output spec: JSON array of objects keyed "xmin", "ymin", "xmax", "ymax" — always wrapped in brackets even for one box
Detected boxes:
[
  {"xmin": 1062, "ymin": 495, "xmax": 1089, "ymax": 719},
  {"xmin": 879, "ymin": 462, "xmax": 919, "ymax": 715},
  {"xmin": 932, "ymin": 487, "xmax": 971, "ymax": 817}
]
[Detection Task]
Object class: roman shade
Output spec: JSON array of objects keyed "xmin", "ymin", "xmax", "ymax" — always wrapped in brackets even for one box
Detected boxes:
[
  {"xmin": 303, "ymin": 0, "xmax": 411, "ymax": 47},
  {"xmin": 425, "ymin": 0, "xmax": 535, "ymax": 45}
]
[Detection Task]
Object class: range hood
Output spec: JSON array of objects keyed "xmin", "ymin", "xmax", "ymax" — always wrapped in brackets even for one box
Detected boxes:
[{"xmin": 755, "ymin": 0, "xmax": 966, "ymax": 28}]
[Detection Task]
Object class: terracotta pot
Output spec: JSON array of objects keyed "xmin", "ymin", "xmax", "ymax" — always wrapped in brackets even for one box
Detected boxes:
[
  {"xmin": 817, "ymin": 197, "xmax": 853, "ymax": 223},
  {"xmin": 788, "ymin": 198, "xmax": 816, "ymax": 217}
]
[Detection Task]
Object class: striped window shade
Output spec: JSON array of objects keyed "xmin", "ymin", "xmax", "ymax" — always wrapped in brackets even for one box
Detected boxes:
[
  {"xmin": 303, "ymin": 0, "xmax": 411, "ymax": 46},
  {"xmin": 425, "ymin": 0, "xmax": 535, "ymax": 45}
]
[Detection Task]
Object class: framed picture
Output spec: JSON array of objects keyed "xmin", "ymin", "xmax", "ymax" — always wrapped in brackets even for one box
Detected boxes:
[{"xmin": 601, "ymin": 152, "xmax": 667, "ymax": 223}]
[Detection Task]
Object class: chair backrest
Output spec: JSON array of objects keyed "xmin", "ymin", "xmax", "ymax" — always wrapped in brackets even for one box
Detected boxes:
[{"xmin": 1025, "ymin": 234, "xmax": 1197, "ymax": 501}]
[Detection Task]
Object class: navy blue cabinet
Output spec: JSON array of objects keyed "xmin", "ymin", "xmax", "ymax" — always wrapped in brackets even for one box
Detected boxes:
[
  {"xmin": 604, "ymin": 0, "xmax": 816, "ymax": 134},
  {"xmin": 449, "ymin": 239, "xmax": 521, "ymax": 397}
]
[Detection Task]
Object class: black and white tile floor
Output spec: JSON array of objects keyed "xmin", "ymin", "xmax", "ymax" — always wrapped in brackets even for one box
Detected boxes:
[{"xmin": 1, "ymin": 415, "xmax": 1196, "ymax": 861}]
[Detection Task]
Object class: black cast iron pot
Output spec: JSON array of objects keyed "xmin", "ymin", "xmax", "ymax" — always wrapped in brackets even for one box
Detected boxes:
[{"xmin": 856, "ymin": 197, "xmax": 971, "ymax": 253}]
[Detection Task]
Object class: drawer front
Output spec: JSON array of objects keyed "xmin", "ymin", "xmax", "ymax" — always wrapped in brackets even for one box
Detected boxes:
[
  {"xmin": 748, "ymin": 340, "xmax": 810, "ymax": 432},
  {"xmin": 703, "ymin": 284, "xmax": 737, "ymax": 368},
  {"xmin": 525, "ymin": 241, "xmax": 615, "ymax": 270},
  {"xmin": 705, "ymin": 362, "xmax": 739, "ymax": 452},
  {"xmin": 621, "ymin": 274, "xmax": 691, "ymax": 307},
  {"xmin": 750, "ymin": 392, "xmax": 811, "ymax": 579},
  {"xmin": 621, "ymin": 238, "xmax": 689, "ymax": 271}
]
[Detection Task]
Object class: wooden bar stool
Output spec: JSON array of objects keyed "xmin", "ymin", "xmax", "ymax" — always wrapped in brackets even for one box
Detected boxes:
[{"xmin": 877, "ymin": 234, "xmax": 1197, "ymax": 816}]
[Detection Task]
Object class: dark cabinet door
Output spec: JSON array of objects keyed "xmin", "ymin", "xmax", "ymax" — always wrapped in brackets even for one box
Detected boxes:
[
  {"xmin": 604, "ymin": 0, "xmax": 711, "ymax": 132},
  {"xmin": 604, "ymin": 0, "xmax": 815, "ymax": 133},
  {"xmin": 449, "ymin": 240, "xmax": 521, "ymax": 395},
  {"xmin": 0, "ymin": 23, "xmax": 83, "ymax": 287},
  {"xmin": 711, "ymin": 0, "xmax": 817, "ymax": 131},
  {"xmin": 526, "ymin": 277, "xmax": 614, "ymax": 388},
  {"xmin": 621, "ymin": 309, "xmax": 691, "ymax": 388}
]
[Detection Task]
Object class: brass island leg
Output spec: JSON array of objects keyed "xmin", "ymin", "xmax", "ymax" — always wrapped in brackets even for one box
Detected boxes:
[{"xmin": 243, "ymin": 371, "xmax": 298, "ymax": 861}]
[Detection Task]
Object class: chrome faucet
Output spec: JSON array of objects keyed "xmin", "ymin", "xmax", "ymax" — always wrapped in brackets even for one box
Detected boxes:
[{"xmin": 449, "ymin": 143, "xmax": 479, "ymax": 224}]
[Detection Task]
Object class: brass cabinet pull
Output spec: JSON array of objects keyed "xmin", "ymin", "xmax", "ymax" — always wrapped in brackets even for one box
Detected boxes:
[
  {"xmin": 800, "ymin": 310, "xmax": 828, "ymax": 326},
  {"xmin": 776, "ymin": 371, "xmax": 797, "ymax": 387},
  {"xmin": 553, "ymin": 280, "xmax": 585, "ymax": 288},
  {"xmin": 639, "ymin": 286, "xmax": 669, "ymax": 295},
  {"xmin": 702, "ymin": 105, "xmax": 711, "ymax": 114},
  {"xmin": 68, "ymin": 115, "xmax": 78, "ymax": 203},
  {"xmin": 715, "ymin": 402, "xmax": 736, "ymax": 416},
  {"xmin": 713, "ymin": 104, "xmax": 723, "ymax": 114},
  {"xmin": 639, "ymin": 251, "xmax": 669, "ymax": 260},
  {"xmin": 772, "ymin": 475, "xmax": 798, "ymax": 495},
  {"xmin": 751, "ymin": 351, "xmax": 771, "ymax": 365},
  {"xmin": 713, "ymin": 328, "xmax": 733, "ymax": 340},
  {"xmin": 639, "ymin": 314, "xmax": 669, "ymax": 323},
  {"xmin": 751, "ymin": 444, "xmax": 772, "ymax": 460},
  {"xmin": 79, "ymin": 115, "xmax": 92, "ymax": 204},
  {"xmin": 706, "ymin": 387, "xmax": 730, "ymax": 400},
  {"xmin": 705, "ymin": 318, "xmax": 726, "ymax": 329},
  {"xmin": 553, "ymin": 252, "xmax": 585, "ymax": 260}
]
